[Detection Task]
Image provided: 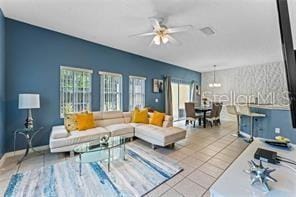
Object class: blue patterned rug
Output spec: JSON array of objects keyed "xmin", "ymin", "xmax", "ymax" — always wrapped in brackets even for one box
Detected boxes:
[{"xmin": 5, "ymin": 143, "xmax": 182, "ymax": 197}]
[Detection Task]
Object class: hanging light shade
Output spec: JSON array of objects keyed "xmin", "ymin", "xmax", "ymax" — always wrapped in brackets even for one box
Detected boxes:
[
  {"xmin": 209, "ymin": 65, "xmax": 221, "ymax": 88},
  {"xmin": 162, "ymin": 35, "xmax": 169, "ymax": 44},
  {"xmin": 153, "ymin": 35, "xmax": 161, "ymax": 45}
]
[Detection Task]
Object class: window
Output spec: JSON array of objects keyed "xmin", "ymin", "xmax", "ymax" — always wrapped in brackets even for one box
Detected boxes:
[
  {"xmin": 100, "ymin": 71, "xmax": 122, "ymax": 111},
  {"xmin": 60, "ymin": 66, "xmax": 92, "ymax": 118},
  {"xmin": 129, "ymin": 76, "xmax": 146, "ymax": 110}
]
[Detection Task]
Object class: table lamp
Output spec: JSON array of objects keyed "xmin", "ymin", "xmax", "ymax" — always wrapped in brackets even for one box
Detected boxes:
[{"xmin": 18, "ymin": 94, "xmax": 40, "ymax": 129}]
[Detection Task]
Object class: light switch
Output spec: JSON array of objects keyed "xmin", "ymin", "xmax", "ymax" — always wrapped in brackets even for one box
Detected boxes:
[
  {"xmin": 275, "ymin": 128, "xmax": 280, "ymax": 134},
  {"xmin": 155, "ymin": 98, "xmax": 159, "ymax": 103}
]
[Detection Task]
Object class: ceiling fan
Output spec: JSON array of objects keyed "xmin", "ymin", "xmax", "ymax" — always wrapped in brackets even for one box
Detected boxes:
[{"xmin": 130, "ymin": 17, "xmax": 193, "ymax": 46}]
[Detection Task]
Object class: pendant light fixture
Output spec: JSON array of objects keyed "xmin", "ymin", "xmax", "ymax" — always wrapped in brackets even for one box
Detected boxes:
[{"xmin": 209, "ymin": 65, "xmax": 221, "ymax": 88}]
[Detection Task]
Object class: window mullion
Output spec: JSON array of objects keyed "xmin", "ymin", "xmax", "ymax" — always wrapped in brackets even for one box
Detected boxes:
[{"xmin": 72, "ymin": 72, "xmax": 78, "ymax": 111}]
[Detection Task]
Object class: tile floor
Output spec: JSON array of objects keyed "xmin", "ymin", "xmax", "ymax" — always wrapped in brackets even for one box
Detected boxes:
[{"xmin": 0, "ymin": 121, "xmax": 249, "ymax": 197}]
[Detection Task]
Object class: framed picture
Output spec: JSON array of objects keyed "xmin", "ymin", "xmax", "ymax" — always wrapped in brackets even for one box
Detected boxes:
[{"xmin": 153, "ymin": 79, "xmax": 164, "ymax": 93}]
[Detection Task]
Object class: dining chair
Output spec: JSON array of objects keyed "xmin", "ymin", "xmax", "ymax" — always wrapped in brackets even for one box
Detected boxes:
[
  {"xmin": 238, "ymin": 105, "xmax": 265, "ymax": 142},
  {"xmin": 206, "ymin": 103, "xmax": 219, "ymax": 127},
  {"xmin": 185, "ymin": 102, "xmax": 202, "ymax": 127},
  {"xmin": 215, "ymin": 102, "xmax": 223, "ymax": 125}
]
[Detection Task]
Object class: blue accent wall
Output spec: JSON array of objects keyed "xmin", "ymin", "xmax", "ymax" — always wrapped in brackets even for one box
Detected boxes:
[
  {"xmin": 0, "ymin": 10, "xmax": 5, "ymax": 157},
  {"xmin": 240, "ymin": 107, "xmax": 296, "ymax": 143},
  {"xmin": 5, "ymin": 19, "xmax": 201, "ymax": 152}
]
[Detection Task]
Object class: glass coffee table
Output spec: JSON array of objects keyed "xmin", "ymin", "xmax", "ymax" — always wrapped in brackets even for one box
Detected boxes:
[{"xmin": 73, "ymin": 136, "xmax": 127, "ymax": 175}]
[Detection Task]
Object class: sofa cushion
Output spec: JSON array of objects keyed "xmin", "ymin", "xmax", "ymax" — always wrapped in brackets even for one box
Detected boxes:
[
  {"xmin": 51, "ymin": 126, "xmax": 69, "ymax": 139},
  {"xmin": 135, "ymin": 125, "xmax": 186, "ymax": 146},
  {"xmin": 150, "ymin": 111, "xmax": 165, "ymax": 127},
  {"xmin": 103, "ymin": 111, "xmax": 124, "ymax": 119},
  {"xmin": 105, "ymin": 123, "xmax": 134, "ymax": 137},
  {"xmin": 129, "ymin": 123, "xmax": 144, "ymax": 127},
  {"xmin": 123, "ymin": 112, "xmax": 132, "ymax": 123},
  {"xmin": 76, "ymin": 113, "xmax": 95, "ymax": 131},
  {"xmin": 132, "ymin": 108, "xmax": 149, "ymax": 124},
  {"xmin": 164, "ymin": 115, "xmax": 174, "ymax": 121},
  {"xmin": 64, "ymin": 113, "xmax": 78, "ymax": 132},
  {"xmin": 93, "ymin": 111, "xmax": 103, "ymax": 120},
  {"xmin": 95, "ymin": 118, "xmax": 125, "ymax": 127},
  {"xmin": 162, "ymin": 120, "xmax": 173, "ymax": 128},
  {"xmin": 93, "ymin": 111, "xmax": 126, "ymax": 127},
  {"xmin": 50, "ymin": 127, "xmax": 109, "ymax": 149}
]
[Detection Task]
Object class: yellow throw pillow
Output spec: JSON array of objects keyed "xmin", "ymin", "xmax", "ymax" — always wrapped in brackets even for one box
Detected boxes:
[
  {"xmin": 132, "ymin": 108, "xmax": 149, "ymax": 124},
  {"xmin": 64, "ymin": 113, "xmax": 78, "ymax": 132},
  {"xmin": 76, "ymin": 113, "xmax": 96, "ymax": 131},
  {"xmin": 150, "ymin": 111, "xmax": 165, "ymax": 127}
]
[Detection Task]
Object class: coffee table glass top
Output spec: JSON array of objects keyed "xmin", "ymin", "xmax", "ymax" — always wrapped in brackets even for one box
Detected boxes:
[{"xmin": 73, "ymin": 136, "xmax": 127, "ymax": 154}]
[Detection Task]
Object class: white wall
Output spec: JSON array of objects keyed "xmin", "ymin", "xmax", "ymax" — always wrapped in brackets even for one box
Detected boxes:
[{"xmin": 201, "ymin": 61, "xmax": 289, "ymax": 120}]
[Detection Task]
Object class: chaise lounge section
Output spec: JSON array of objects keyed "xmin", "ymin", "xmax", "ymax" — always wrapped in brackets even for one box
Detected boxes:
[{"xmin": 49, "ymin": 111, "xmax": 186, "ymax": 152}]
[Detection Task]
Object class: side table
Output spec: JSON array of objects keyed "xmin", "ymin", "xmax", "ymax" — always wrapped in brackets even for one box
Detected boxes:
[{"xmin": 14, "ymin": 127, "xmax": 44, "ymax": 164}]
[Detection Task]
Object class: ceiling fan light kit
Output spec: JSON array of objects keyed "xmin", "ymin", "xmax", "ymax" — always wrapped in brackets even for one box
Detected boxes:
[
  {"xmin": 153, "ymin": 35, "xmax": 161, "ymax": 45},
  {"xmin": 131, "ymin": 17, "xmax": 193, "ymax": 46},
  {"xmin": 161, "ymin": 36, "xmax": 169, "ymax": 44}
]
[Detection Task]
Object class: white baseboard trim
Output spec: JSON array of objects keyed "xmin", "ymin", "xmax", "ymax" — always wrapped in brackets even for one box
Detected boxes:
[
  {"xmin": 0, "ymin": 153, "xmax": 8, "ymax": 168},
  {"xmin": 239, "ymin": 131, "xmax": 251, "ymax": 138},
  {"xmin": 0, "ymin": 145, "xmax": 49, "ymax": 168}
]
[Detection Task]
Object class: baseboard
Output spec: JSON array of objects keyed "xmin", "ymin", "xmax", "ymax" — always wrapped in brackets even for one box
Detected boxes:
[
  {"xmin": 239, "ymin": 131, "xmax": 251, "ymax": 138},
  {"xmin": 0, "ymin": 153, "xmax": 8, "ymax": 168},
  {"xmin": 0, "ymin": 145, "xmax": 49, "ymax": 168}
]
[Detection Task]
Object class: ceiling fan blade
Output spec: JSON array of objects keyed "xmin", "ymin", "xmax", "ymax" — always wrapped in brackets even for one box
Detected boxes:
[
  {"xmin": 149, "ymin": 17, "xmax": 161, "ymax": 30},
  {"xmin": 167, "ymin": 35, "xmax": 181, "ymax": 45},
  {"xmin": 149, "ymin": 39, "xmax": 155, "ymax": 47},
  {"xmin": 167, "ymin": 25, "xmax": 193, "ymax": 34},
  {"xmin": 129, "ymin": 32, "xmax": 156, "ymax": 38}
]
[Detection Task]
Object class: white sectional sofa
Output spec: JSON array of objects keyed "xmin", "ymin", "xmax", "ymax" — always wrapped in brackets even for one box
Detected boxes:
[{"xmin": 49, "ymin": 111, "xmax": 186, "ymax": 153}]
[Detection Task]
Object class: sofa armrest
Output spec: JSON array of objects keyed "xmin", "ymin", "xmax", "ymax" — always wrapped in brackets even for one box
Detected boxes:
[
  {"xmin": 51, "ymin": 126, "xmax": 69, "ymax": 139},
  {"xmin": 164, "ymin": 115, "xmax": 173, "ymax": 121},
  {"xmin": 163, "ymin": 115, "xmax": 173, "ymax": 128},
  {"xmin": 162, "ymin": 120, "xmax": 173, "ymax": 128}
]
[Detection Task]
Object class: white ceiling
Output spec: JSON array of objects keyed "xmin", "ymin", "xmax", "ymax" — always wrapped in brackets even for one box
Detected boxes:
[{"xmin": 0, "ymin": 0, "xmax": 295, "ymax": 72}]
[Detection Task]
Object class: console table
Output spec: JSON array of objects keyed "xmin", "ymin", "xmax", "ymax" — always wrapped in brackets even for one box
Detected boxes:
[
  {"xmin": 14, "ymin": 127, "xmax": 43, "ymax": 164},
  {"xmin": 210, "ymin": 139, "xmax": 296, "ymax": 197}
]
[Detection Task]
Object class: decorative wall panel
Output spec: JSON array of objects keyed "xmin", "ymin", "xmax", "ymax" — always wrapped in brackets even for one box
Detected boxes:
[{"xmin": 201, "ymin": 61, "xmax": 289, "ymax": 120}]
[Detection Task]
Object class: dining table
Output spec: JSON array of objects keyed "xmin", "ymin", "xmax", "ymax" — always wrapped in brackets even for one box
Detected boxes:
[{"xmin": 195, "ymin": 106, "xmax": 212, "ymax": 128}]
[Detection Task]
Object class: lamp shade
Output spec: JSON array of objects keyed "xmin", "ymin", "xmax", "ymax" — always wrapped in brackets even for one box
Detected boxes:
[{"xmin": 18, "ymin": 94, "xmax": 40, "ymax": 109}]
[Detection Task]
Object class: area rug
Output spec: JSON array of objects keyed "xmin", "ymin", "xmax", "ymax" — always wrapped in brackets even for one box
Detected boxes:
[{"xmin": 4, "ymin": 143, "xmax": 182, "ymax": 197}]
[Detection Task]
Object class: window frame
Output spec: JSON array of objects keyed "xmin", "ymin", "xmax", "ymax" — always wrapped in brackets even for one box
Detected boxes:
[
  {"xmin": 60, "ymin": 66, "xmax": 93, "ymax": 118},
  {"xmin": 99, "ymin": 71, "xmax": 123, "ymax": 112},
  {"xmin": 129, "ymin": 75, "xmax": 146, "ymax": 111}
]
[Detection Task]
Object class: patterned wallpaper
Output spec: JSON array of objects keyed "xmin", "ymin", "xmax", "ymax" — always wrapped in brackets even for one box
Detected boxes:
[{"xmin": 201, "ymin": 61, "xmax": 289, "ymax": 120}]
